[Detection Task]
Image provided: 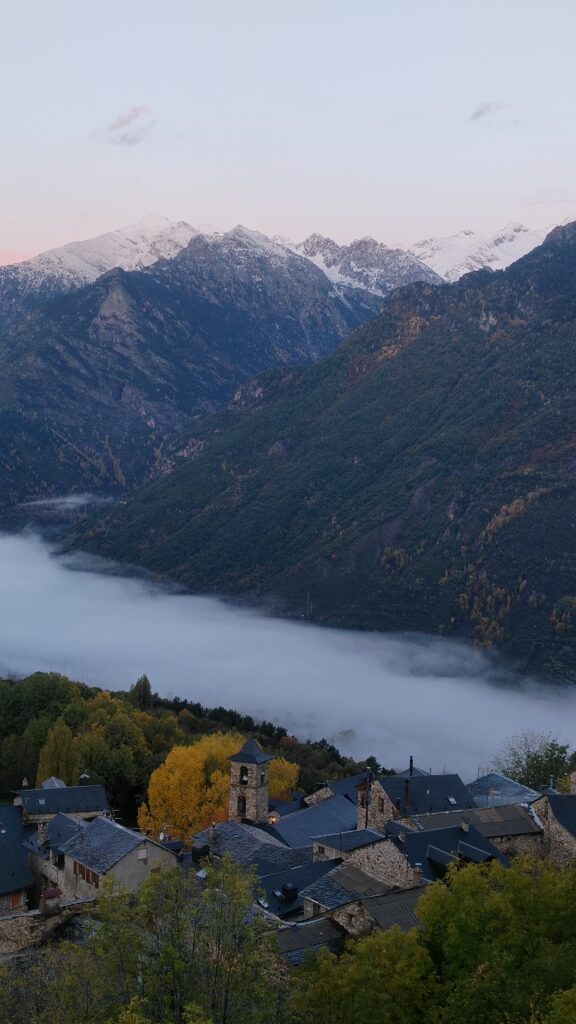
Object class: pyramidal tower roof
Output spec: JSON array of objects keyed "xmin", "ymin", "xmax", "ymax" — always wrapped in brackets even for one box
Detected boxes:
[{"xmin": 228, "ymin": 736, "xmax": 273, "ymax": 764}]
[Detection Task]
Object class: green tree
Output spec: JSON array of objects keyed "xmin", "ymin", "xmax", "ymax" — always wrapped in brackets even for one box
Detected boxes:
[
  {"xmin": 292, "ymin": 928, "xmax": 436, "ymax": 1024},
  {"xmin": 128, "ymin": 675, "xmax": 154, "ymax": 711},
  {"xmin": 418, "ymin": 857, "xmax": 576, "ymax": 1023},
  {"xmin": 36, "ymin": 720, "xmax": 80, "ymax": 786},
  {"xmin": 492, "ymin": 730, "xmax": 572, "ymax": 788}
]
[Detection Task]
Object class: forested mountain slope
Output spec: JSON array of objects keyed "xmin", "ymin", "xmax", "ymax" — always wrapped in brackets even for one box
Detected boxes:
[{"xmin": 85, "ymin": 223, "xmax": 576, "ymax": 678}]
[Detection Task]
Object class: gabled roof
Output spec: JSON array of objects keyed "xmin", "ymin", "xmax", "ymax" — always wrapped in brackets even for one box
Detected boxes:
[
  {"xmin": 375, "ymin": 774, "xmax": 475, "ymax": 815},
  {"xmin": 408, "ymin": 803, "xmax": 542, "ymax": 838},
  {"xmin": 277, "ymin": 918, "xmax": 345, "ymax": 965},
  {"xmin": 0, "ymin": 805, "xmax": 34, "ymax": 897},
  {"xmin": 300, "ymin": 862, "xmax": 390, "ymax": 910},
  {"xmin": 546, "ymin": 794, "xmax": 576, "ymax": 838},
  {"xmin": 18, "ymin": 784, "xmax": 109, "ymax": 817},
  {"xmin": 228, "ymin": 737, "xmax": 272, "ymax": 765},
  {"xmin": 258, "ymin": 859, "xmax": 341, "ymax": 918},
  {"xmin": 192, "ymin": 820, "xmax": 312, "ymax": 869},
  {"xmin": 323, "ymin": 772, "xmax": 371, "ymax": 803},
  {"xmin": 362, "ymin": 887, "xmax": 424, "ymax": 932},
  {"xmin": 266, "ymin": 795, "xmax": 357, "ymax": 848},
  {"xmin": 59, "ymin": 816, "xmax": 145, "ymax": 873},
  {"xmin": 466, "ymin": 773, "xmax": 541, "ymax": 807},
  {"xmin": 387, "ymin": 824, "xmax": 506, "ymax": 882},
  {"xmin": 313, "ymin": 829, "xmax": 384, "ymax": 853}
]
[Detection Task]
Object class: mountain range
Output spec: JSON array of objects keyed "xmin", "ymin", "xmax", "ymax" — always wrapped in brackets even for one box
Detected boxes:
[
  {"xmin": 83, "ymin": 222, "xmax": 576, "ymax": 679},
  {"xmin": 0, "ymin": 226, "xmax": 386, "ymax": 503}
]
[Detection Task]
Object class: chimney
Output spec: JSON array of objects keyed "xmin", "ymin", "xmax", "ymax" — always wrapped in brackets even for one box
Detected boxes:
[
  {"xmin": 549, "ymin": 776, "xmax": 554, "ymax": 791},
  {"xmin": 282, "ymin": 882, "xmax": 298, "ymax": 901},
  {"xmin": 403, "ymin": 778, "xmax": 410, "ymax": 815},
  {"xmin": 409, "ymin": 755, "xmax": 414, "ymax": 777}
]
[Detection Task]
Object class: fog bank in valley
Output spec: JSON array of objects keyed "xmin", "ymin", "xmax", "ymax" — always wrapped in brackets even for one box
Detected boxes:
[{"xmin": 0, "ymin": 531, "xmax": 572, "ymax": 778}]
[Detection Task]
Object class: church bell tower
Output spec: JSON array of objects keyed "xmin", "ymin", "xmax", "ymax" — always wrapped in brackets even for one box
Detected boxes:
[{"xmin": 228, "ymin": 737, "xmax": 272, "ymax": 824}]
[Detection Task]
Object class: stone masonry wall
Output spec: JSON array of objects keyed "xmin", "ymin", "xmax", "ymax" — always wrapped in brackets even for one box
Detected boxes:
[{"xmin": 532, "ymin": 796, "xmax": 576, "ymax": 868}]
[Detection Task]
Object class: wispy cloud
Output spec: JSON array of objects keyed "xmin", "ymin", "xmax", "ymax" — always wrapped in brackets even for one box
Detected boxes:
[
  {"xmin": 469, "ymin": 101, "xmax": 523, "ymax": 130},
  {"xmin": 109, "ymin": 105, "xmax": 156, "ymax": 146},
  {"xmin": 470, "ymin": 101, "xmax": 504, "ymax": 122}
]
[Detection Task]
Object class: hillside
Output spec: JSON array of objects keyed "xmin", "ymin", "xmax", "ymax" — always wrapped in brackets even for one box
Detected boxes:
[
  {"xmin": 83, "ymin": 222, "xmax": 576, "ymax": 679},
  {"xmin": 0, "ymin": 228, "xmax": 381, "ymax": 504}
]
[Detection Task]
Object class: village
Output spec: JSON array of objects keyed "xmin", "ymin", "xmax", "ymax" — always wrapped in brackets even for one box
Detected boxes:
[{"xmin": 2, "ymin": 734, "xmax": 576, "ymax": 965}]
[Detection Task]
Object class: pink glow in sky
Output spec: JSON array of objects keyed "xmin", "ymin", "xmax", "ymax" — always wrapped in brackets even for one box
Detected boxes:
[{"xmin": 1, "ymin": 0, "xmax": 575, "ymax": 259}]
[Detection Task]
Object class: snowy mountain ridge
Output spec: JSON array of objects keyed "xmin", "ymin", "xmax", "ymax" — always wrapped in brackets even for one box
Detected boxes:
[
  {"xmin": 408, "ymin": 221, "xmax": 558, "ymax": 282},
  {"xmin": 1, "ymin": 215, "xmax": 198, "ymax": 293}
]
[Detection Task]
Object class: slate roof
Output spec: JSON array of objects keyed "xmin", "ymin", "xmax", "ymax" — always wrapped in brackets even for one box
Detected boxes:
[
  {"xmin": 313, "ymin": 829, "xmax": 384, "ymax": 853},
  {"xmin": 192, "ymin": 820, "xmax": 312, "ymax": 869},
  {"xmin": 466, "ymin": 773, "xmax": 541, "ymax": 808},
  {"xmin": 362, "ymin": 886, "xmax": 424, "ymax": 932},
  {"xmin": 276, "ymin": 918, "xmax": 345, "ymax": 965},
  {"xmin": 0, "ymin": 804, "xmax": 35, "ymax": 896},
  {"xmin": 375, "ymin": 774, "xmax": 475, "ymax": 815},
  {"xmin": 18, "ymin": 784, "xmax": 109, "ymax": 817},
  {"xmin": 301, "ymin": 862, "xmax": 391, "ymax": 910},
  {"xmin": 547, "ymin": 794, "xmax": 576, "ymax": 837},
  {"xmin": 387, "ymin": 824, "xmax": 506, "ymax": 882},
  {"xmin": 59, "ymin": 816, "xmax": 144, "ymax": 873},
  {"xmin": 408, "ymin": 804, "xmax": 542, "ymax": 838},
  {"xmin": 269, "ymin": 796, "xmax": 305, "ymax": 817},
  {"xmin": 228, "ymin": 737, "xmax": 272, "ymax": 764},
  {"xmin": 323, "ymin": 772, "xmax": 371, "ymax": 803},
  {"xmin": 257, "ymin": 859, "xmax": 341, "ymax": 918},
  {"xmin": 266, "ymin": 795, "xmax": 358, "ymax": 848}
]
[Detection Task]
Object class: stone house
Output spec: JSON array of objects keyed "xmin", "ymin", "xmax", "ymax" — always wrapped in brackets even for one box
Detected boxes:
[
  {"xmin": 28, "ymin": 813, "xmax": 177, "ymax": 898},
  {"xmin": 356, "ymin": 773, "xmax": 475, "ymax": 831},
  {"xmin": 399, "ymin": 803, "xmax": 545, "ymax": 859},
  {"xmin": 531, "ymin": 794, "xmax": 576, "ymax": 867}
]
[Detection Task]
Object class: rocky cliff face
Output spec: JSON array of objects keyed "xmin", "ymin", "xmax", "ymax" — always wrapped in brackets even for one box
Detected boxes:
[{"xmin": 84, "ymin": 222, "xmax": 576, "ymax": 678}]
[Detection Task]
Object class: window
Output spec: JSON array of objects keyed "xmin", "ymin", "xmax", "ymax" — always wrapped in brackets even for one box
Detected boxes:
[
  {"xmin": 240, "ymin": 766, "xmax": 249, "ymax": 786},
  {"xmin": 448, "ymin": 797, "xmax": 457, "ymax": 805},
  {"xmin": 137, "ymin": 847, "xmax": 148, "ymax": 862},
  {"xmin": 378, "ymin": 797, "xmax": 384, "ymax": 813},
  {"xmin": 260, "ymin": 769, "xmax": 267, "ymax": 785},
  {"xmin": 237, "ymin": 795, "xmax": 246, "ymax": 816},
  {"xmin": 360, "ymin": 792, "xmax": 367, "ymax": 808},
  {"xmin": 73, "ymin": 861, "xmax": 100, "ymax": 888},
  {"xmin": 317, "ymin": 845, "xmax": 325, "ymax": 857}
]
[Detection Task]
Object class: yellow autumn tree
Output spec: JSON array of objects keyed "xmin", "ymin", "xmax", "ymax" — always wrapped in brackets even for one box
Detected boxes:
[{"xmin": 138, "ymin": 733, "xmax": 299, "ymax": 842}]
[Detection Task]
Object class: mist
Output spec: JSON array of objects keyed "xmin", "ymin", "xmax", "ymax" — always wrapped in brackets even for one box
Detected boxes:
[{"xmin": 0, "ymin": 531, "xmax": 573, "ymax": 779}]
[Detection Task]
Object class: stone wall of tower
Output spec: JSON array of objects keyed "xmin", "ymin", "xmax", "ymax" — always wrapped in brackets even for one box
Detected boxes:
[{"xmin": 228, "ymin": 760, "xmax": 269, "ymax": 824}]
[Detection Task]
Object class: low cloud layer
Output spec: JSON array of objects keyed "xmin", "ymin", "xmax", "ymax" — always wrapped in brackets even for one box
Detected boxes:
[{"xmin": 0, "ymin": 532, "xmax": 573, "ymax": 779}]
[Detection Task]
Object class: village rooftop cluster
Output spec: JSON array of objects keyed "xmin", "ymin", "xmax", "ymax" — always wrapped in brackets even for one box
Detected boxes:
[{"xmin": 1, "ymin": 737, "xmax": 575, "ymax": 962}]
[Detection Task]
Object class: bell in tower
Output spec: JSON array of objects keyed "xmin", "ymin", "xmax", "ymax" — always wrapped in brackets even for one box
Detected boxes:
[{"xmin": 228, "ymin": 736, "xmax": 272, "ymax": 824}]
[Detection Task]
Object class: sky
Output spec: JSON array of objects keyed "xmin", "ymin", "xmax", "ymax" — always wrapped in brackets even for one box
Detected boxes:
[
  {"xmin": 1, "ymin": 0, "xmax": 576, "ymax": 261},
  {"xmin": 0, "ymin": 531, "xmax": 574, "ymax": 779}
]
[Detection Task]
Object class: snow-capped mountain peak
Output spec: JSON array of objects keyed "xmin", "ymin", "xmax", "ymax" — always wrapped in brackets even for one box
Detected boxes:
[
  {"xmin": 408, "ymin": 222, "xmax": 554, "ymax": 282},
  {"xmin": 293, "ymin": 233, "xmax": 442, "ymax": 295}
]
